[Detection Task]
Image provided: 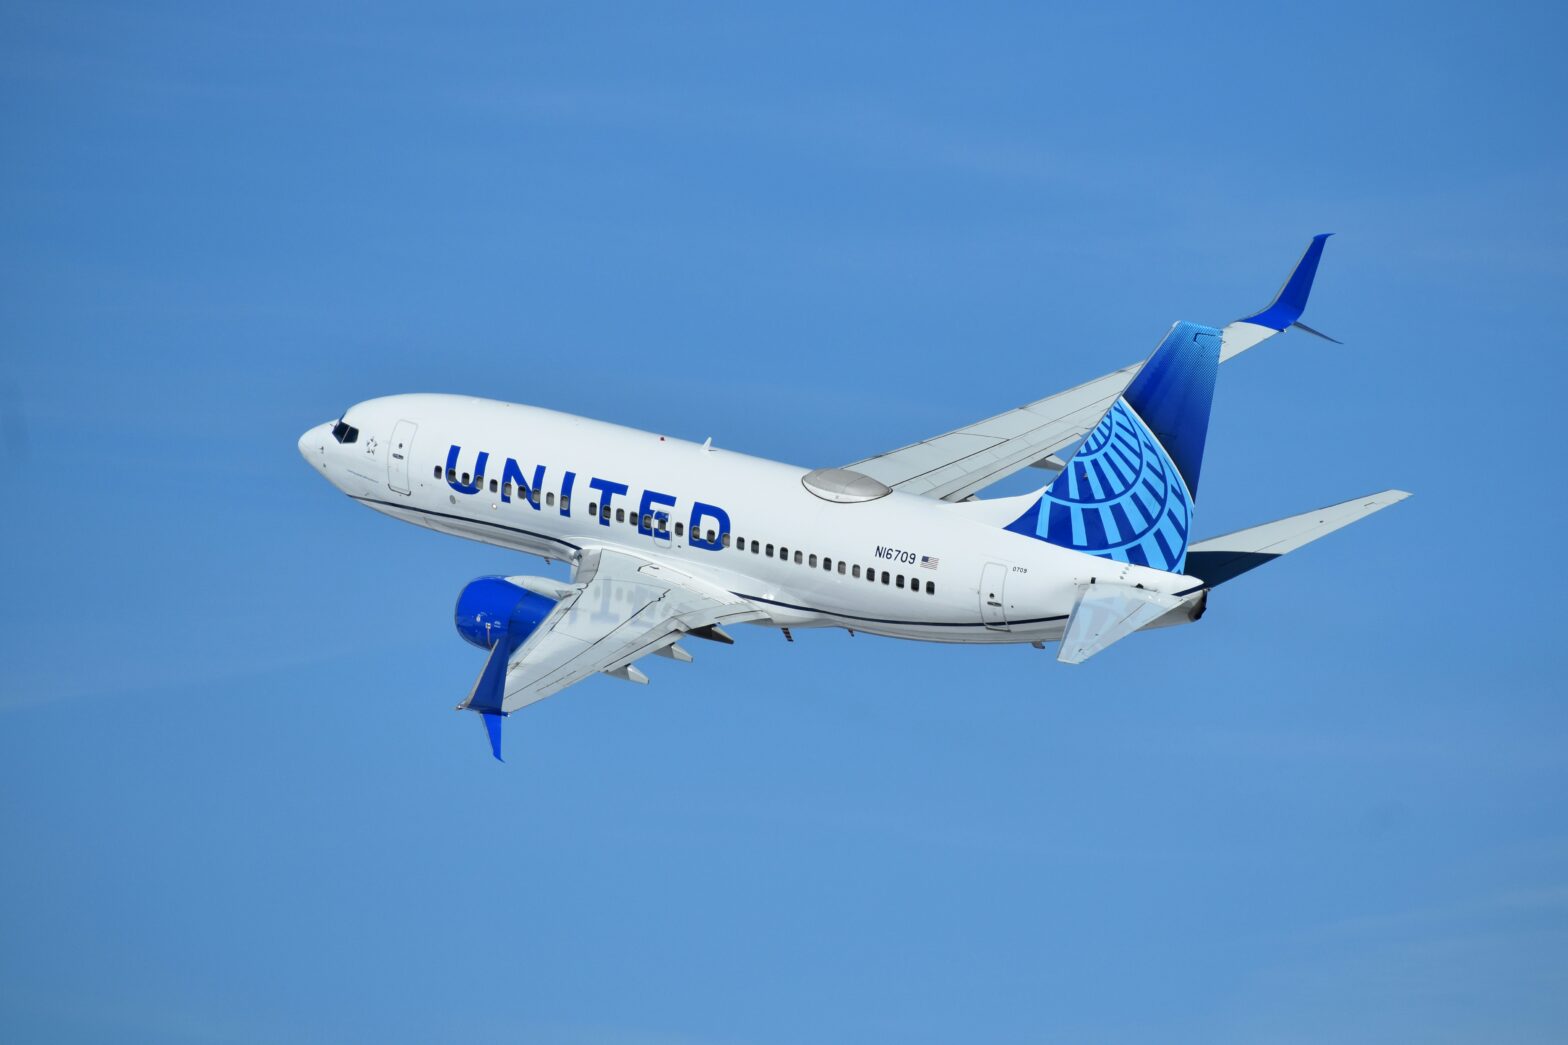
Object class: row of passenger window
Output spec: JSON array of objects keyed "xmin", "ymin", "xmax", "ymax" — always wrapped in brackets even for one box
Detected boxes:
[
  {"xmin": 729, "ymin": 536, "xmax": 938, "ymax": 595},
  {"xmin": 435, "ymin": 465, "xmax": 936, "ymax": 596},
  {"xmin": 438, "ymin": 466, "xmax": 569, "ymax": 509}
]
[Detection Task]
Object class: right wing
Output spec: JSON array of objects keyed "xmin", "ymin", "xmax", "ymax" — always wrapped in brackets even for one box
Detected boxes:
[
  {"xmin": 475, "ymin": 547, "xmax": 768, "ymax": 716},
  {"xmin": 841, "ymin": 235, "xmax": 1336, "ymax": 503}
]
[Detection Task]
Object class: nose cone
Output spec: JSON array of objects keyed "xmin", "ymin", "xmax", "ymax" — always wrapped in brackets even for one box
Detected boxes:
[{"xmin": 298, "ymin": 423, "xmax": 330, "ymax": 465}]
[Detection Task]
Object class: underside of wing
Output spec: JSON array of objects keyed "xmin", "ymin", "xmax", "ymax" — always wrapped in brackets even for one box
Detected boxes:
[{"xmin": 498, "ymin": 548, "xmax": 768, "ymax": 713}]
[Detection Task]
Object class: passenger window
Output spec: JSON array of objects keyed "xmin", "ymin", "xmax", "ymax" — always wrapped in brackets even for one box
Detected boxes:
[
  {"xmin": 779, "ymin": 546, "xmax": 788, "ymax": 561},
  {"xmin": 838, "ymin": 562, "xmax": 846, "ymax": 575},
  {"xmin": 642, "ymin": 513, "xmax": 652, "ymax": 529},
  {"xmin": 433, "ymin": 465, "xmax": 442, "ymax": 479},
  {"xmin": 561, "ymin": 495, "xmax": 569, "ymax": 511},
  {"xmin": 461, "ymin": 472, "xmax": 471, "ymax": 485},
  {"xmin": 589, "ymin": 502, "xmax": 599, "ymax": 517},
  {"xmin": 896, "ymin": 574, "xmax": 905, "ymax": 589},
  {"xmin": 447, "ymin": 468, "xmax": 456, "ymax": 482},
  {"xmin": 881, "ymin": 570, "xmax": 890, "ymax": 585},
  {"xmin": 793, "ymin": 550, "xmax": 802, "ymax": 565},
  {"xmin": 852, "ymin": 565, "xmax": 861, "ymax": 578},
  {"xmin": 809, "ymin": 554, "xmax": 818, "ymax": 568},
  {"xmin": 489, "ymin": 479, "xmax": 498, "ymax": 493},
  {"xmin": 503, "ymin": 482, "xmax": 513, "ymax": 499},
  {"xmin": 766, "ymin": 544, "xmax": 775, "ymax": 558},
  {"xmin": 675, "ymin": 521, "xmax": 684, "ymax": 537},
  {"xmin": 867, "ymin": 567, "xmax": 876, "ymax": 583},
  {"xmin": 721, "ymin": 533, "xmax": 731, "ymax": 548},
  {"xmin": 616, "ymin": 508, "xmax": 625, "ymax": 523},
  {"xmin": 822, "ymin": 557, "xmax": 830, "ymax": 570},
  {"xmin": 751, "ymin": 540, "xmax": 759, "ymax": 553},
  {"xmin": 926, "ymin": 581, "xmax": 935, "ymax": 595},
  {"xmin": 547, "ymin": 492, "xmax": 555, "ymax": 507},
  {"xmin": 706, "ymin": 529, "xmax": 716, "ymax": 543},
  {"xmin": 532, "ymin": 491, "xmax": 541, "ymax": 507}
]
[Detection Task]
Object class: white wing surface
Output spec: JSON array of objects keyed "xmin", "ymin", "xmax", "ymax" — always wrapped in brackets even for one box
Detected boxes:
[
  {"xmin": 495, "ymin": 548, "xmax": 768, "ymax": 713},
  {"xmin": 843, "ymin": 235, "xmax": 1335, "ymax": 502},
  {"xmin": 843, "ymin": 363, "xmax": 1141, "ymax": 501}
]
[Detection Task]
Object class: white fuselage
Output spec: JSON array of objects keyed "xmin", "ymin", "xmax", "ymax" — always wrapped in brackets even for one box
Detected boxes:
[{"xmin": 299, "ymin": 394, "xmax": 1199, "ymax": 644}]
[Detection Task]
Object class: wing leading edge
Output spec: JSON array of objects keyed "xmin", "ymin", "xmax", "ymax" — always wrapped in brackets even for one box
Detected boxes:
[{"xmin": 842, "ymin": 235, "xmax": 1335, "ymax": 502}]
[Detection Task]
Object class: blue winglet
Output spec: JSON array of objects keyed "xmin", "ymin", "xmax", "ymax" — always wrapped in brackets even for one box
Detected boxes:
[
  {"xmin": 1238, "ymin": 233, "xmax": 1333, "ymax": 331},
  {"xmin": 481, "ymin": 712, "xmax": 505, "ymax": 762}
]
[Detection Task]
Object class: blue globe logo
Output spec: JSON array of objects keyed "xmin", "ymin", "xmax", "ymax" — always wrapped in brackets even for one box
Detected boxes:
[{"xmin": 1032, "ymin": 398, "xmax": 1193, "ymax": 572}]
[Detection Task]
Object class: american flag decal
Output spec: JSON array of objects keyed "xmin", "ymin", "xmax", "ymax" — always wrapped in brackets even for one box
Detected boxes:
[{"xmin": 920, "ymin": 555, "xmax": 940, "ymax": 570}]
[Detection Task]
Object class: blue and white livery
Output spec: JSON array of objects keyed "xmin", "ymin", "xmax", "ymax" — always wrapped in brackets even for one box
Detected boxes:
[{"xmin": 299, "ymin": 235, "xmax": 1407, "ymax": 760}]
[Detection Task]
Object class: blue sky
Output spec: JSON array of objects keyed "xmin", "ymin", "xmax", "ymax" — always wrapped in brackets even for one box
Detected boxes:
[{"xmin": 2, "ymin": 2, "xmax": 1565, "ymax": 1042}]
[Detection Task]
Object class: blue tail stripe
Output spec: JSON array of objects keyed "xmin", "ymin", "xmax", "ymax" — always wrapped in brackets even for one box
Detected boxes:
[
  {"xmin": 1090, "ymin": 459, "xmax": 1114, "ymax": 499},
  {"xmin": 1082, "ymin": 507, "xmax": 1108, "ymax": 548},
  {"xmin": 1108, "ymin": 502, "xmax": 1134, "ymax": 542},
  {"xmin": 1153, "ymin": 528, "xmax": 1177, "ymax": 568}
]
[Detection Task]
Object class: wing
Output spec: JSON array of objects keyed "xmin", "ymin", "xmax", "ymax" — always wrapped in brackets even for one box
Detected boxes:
[
  {"xmin": 843, "ymin": 362, "xmax": 1140, "ymax": 501},
  {"xmin": 843, "ymin": 235, "xmax": 1335, "ymax": 502},
  {"xmin": 491, "ymin": 547, "xmax": 768, "ymax": 713}
]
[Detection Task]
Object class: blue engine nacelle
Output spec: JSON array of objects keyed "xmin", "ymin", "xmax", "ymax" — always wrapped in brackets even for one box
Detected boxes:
[{"xmin": 454, "ymin": 576, "xmax": 558, "ymax": 651}]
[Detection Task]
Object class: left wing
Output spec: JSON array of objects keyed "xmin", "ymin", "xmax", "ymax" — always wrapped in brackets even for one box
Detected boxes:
[
  {"xmin": 459, "ymin": 548, "xmax": 767, "ymax": 753},
  {"xmin": 841, "ymin": 235, "xmax": 1334, "ymax": 502}
]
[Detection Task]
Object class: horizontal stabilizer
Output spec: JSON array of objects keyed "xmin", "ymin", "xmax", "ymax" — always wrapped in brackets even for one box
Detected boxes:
[
  {"xmin": 1185, "ymin": 489, "xmax": 1410, "ymax": 587},
  {"xmin": 1058, "ymin": 584, "xmax": 1183, "ymax": 664}
]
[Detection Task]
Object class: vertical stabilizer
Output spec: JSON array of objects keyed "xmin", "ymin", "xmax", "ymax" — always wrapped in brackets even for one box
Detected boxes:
[{"xmin": 1006, "ymin": 322, "xmax": 1222, "ymax": 573}]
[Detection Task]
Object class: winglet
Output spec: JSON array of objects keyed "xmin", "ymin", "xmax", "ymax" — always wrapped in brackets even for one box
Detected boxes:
[
  {"xmin": 481, "ymin": 711, "xmax": 505, "ymax": 762},
  {"xmin": 1238, "ymin": 233, "xmax": 1333, "ymax": 332}
]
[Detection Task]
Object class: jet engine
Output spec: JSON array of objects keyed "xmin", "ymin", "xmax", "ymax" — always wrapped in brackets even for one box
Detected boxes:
[
  {"xmin": 453, "ymin": 576, "xmax": 561, "ymax": 761},
  {"xmin": 454, "ymin": 575, "xmax": 558, "ymax": 650}
]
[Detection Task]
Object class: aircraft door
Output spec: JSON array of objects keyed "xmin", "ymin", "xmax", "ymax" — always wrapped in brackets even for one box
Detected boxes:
[
  {"xmin": 388, "ymin": 420, "xmax": 417, "ymax": 495},
  {"xmin": 980, "ymin": 562, "xmax": 1010, "ymax": 631}
]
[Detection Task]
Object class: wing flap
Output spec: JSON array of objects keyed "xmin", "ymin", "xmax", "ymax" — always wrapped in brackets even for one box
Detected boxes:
[{"xmin": 499, "ymin": 549, "xmax": 767, "ymax": 712}]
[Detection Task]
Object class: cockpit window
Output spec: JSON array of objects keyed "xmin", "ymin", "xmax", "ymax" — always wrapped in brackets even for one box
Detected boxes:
[{"xmin": 331, "ymin": 420, "xmax": 359, "ymax": 444}]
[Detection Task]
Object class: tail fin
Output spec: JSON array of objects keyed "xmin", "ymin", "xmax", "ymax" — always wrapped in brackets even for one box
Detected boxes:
[{"xmin": 1006, "ymin": 321, "xmax": 1222, "ymax": 573}]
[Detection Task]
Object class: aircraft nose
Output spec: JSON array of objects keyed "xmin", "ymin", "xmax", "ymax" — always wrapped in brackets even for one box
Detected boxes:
[{"xmin": 298, "ymin": 423, "xmax": 329, "ymax": 464}]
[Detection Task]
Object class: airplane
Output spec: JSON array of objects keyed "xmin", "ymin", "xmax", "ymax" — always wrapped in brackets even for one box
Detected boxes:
[{"xmin": 299, "ymin": 234, "xmax": 1407, "ymax": 761}]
